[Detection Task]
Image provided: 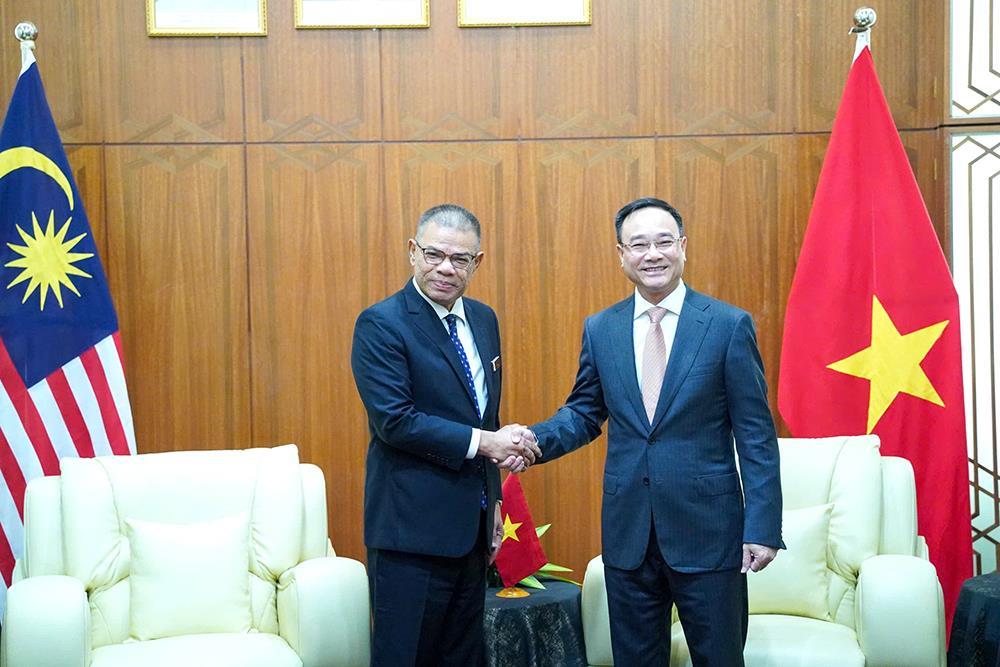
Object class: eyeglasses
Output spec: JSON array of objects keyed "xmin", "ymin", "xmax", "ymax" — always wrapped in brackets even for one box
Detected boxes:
[
  {"xmin": 413, "ymin": 241, "xmax": 477, "ymax": 271},
  {"xmin": 622, "ymin": 237, "xmax": 682, "ymax": 255}
]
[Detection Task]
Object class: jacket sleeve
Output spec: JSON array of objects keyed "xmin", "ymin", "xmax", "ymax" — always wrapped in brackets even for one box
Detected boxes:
[
  {"xmin": 725, "ymin": 312, "xmax": 785, "ymax": 549},
  {"xmin": 351, "ymin": 308, "xmax": 473, "ymax": 471},
  {"xmin": 531, "ymin": 321, "xmax": 608, "ymax": 462}
]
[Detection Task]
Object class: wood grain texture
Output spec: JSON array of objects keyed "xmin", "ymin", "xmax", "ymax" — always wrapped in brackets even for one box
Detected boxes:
[
  {"xmin": 658, "ymin": 0, "xmax": 795, "ymax": 135},
  {"xmin": 65, "ymin": 145, "xmax": 108, "ymax": 267},
  {"xmin": 105, "ymin": 145, "xmax": 250, "ymax": 454},
  {"xmin": 796, "ymin": 0, "xmax": 946, "ymax": 132},
  {"xmin": 243, "ymin": 5, "xmax": 381, "ymax": 142},
  {"xmin": 508, "ymin": 139, "xmax": 656, "ymax": 582},
  {"xmin": 97, "ymin": 0, "xmax": 245, "ymax": 142},
  {"xmin": 381, "ymin": 1, "xmax": 518, "ymax": 140},
  {"xmin": 246, "ymin": 143, "xmax": 383, "ymax": 560},
  {"xmin": 0, "ymin": 2, "xmax": 103, "ymax": 143},
  {"xmin": 518, "ymin": 0, "xmax": 659, "ymax": 138}
]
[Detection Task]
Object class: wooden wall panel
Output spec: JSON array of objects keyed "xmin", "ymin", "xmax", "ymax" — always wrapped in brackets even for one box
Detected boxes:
[
  {"xmin": 105, "ymin": 145, "xmax": 250, "ymax": 454},
  {"xmin": 796, "ymin": 0, "xmax": 946, "ymax": 131},
  {"xmin": 658, "ymin": 0, "xmax": 796, "ymax": 135},
  {"xmin": 98, "ymin": 0, "xmax": 244, "ymax": 142},
  {"xmin": 519, "ymin": 1, "xmax": 658, "ymax": 138},
  {"xmin": 382, "ymin": 142, "xmax": 518, "ymax": 304},
  {"xmin": 0, "ymin": 3, "xmax": 103, "ymax": 142},
  {"xmin": 381, "ymin": 3, "xmax": 518, "ymax": 140},
  {"xmin": 509, "ymin": 140, "xmax": 656, "ymax": 582},
  {"xmin": 243, "ymin": 7, "xmax": 381, "ymax": 142},
  {"xmin": 247, "ymin": 143, "xmax": 383, "ymax": 560},
  {"xmin": 656, "ymin": 136, "xmax": 797, "ymax": 420},
  {"xmin": 65, "ymin": 146, "xmax": 108, "ymax": 264}
]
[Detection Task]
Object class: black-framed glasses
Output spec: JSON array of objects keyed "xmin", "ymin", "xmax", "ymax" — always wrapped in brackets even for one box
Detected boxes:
[
  {"xmin": 413, "ymin": 240, "xmax": 477, "ymax": 271},
  {"xmin": 622, "ymin": 236, "xmax": 683, "ymax": 255}
]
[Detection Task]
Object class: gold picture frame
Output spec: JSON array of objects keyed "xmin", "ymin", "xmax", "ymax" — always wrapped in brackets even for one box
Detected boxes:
[
  {"xmin": 458, "ymin": 0, "xmax": 591, "ymax": 27},
  {"xmin": 295, "ymin": 0, "xmax": 430, "ymax": 29},
  {"xmin": 146, "ymin": 0, "xmax": 267, "ymax": 37}
]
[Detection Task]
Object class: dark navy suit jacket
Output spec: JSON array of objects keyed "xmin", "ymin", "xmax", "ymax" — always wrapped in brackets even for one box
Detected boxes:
[
  {"xmin": 533, "ymin": 288, "xmax": 783, "ymax": 572},
  {"xmin": 351, "ymin": 281, "xmax": 502, "ymax": 558}
]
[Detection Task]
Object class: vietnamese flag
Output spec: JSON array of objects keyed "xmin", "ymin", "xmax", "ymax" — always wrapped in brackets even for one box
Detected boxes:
[
  {"xmin": 494, "ymin": 474, "xmax": 548, "ymax": 588},
  {"xmin": 778, "ymin": 45, "xmax": 971, "ymax": 627}
]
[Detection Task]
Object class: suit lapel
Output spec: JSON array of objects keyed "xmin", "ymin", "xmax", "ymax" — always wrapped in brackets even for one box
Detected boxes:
[
  {"xmin": 650, "ymin": 290, "xmax": 711, "ymax": 431},
  {"xmin": 404, "ymin": 283, "xmax": 479, "ymax": 414},
  {"xmin": 466, "ymin": 303, "xmax": 498, "ymax": 424},
  {"xmin": 611, "ymin": 297, "xmax": 649, "ymax": 429}
]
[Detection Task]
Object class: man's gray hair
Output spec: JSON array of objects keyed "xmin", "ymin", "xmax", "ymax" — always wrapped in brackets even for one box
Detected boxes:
[{"xmin": 416, "ymin": 204, "xmax": 481, "ymax": 248}]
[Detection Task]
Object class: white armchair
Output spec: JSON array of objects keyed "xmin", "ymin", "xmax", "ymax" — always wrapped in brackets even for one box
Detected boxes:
[
  {"xmin": 0, "ymin": 444, "xmax": 370, "ymax": 667},
  {"xmin": 581, "ymin": 435, "xmax": 945, "ymax": 667}
]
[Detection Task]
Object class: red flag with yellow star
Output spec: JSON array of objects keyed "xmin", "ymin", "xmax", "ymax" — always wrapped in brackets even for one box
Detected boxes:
[
  {"xmin": 494, "ymin": 474, "xmax": 548, "ymax": 588},
  {"xmin": 778, "ymin": 46, "xmax": 970, "ymax": 626}
]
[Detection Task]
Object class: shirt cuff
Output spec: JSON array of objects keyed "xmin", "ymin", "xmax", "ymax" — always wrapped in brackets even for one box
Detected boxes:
[{"xmin": 466, "ymin": 428, "xmax": 481, "ymax": 459}]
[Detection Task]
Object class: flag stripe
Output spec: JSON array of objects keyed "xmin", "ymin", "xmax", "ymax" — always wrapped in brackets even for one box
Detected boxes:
[
  {"xmin": 0, "ymin": 344, "xmax": 59, "ymax": 476},
  {"xmin": 62, "ymin": 359, "xmax": 113, "ymax": 458},
  {"xmin": 80, "ymin": 348, "xmax": 129, "ymax": 457},
  {"xmin": 44, "ymin": 370, "xmax": 95, "ymax": 459},
  {"xmin": 0, "ymin": 388, "xmax": 44, "ymax": 489},
  {"xmin": 0, "ymin": 477, "xmax": 21, "ymax": 583},
  {"xmin": 0, "ymin": 426, "xmax": 26, "ymax": 518},
  {"xmin": 96, "ymin": 336, "xmax": 135, "ymax": 455}
]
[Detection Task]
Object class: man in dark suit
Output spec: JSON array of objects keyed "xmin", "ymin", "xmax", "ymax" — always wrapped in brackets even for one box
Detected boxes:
[
  {"xmin": 351, "ymin": 204, "xmax": 540, "ymax": 667},
  {"xmin": 530, "ymin": 197, "xmax": 784, "ymax": 666}
]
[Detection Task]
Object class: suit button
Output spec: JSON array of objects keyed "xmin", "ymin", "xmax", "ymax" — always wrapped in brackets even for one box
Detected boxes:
[
  {"xmin": 647, "ymin": 436, "xmax": 654, "ymax": 445},
  {"xmin": 642, "ymin": 477, "xmax": 649, "ymax": 486}
]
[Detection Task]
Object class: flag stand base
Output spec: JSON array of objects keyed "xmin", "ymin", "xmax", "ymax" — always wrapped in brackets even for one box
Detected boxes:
[{"xmin": 496, "ymin": 586, "xmax": 529, "ymax": 598}]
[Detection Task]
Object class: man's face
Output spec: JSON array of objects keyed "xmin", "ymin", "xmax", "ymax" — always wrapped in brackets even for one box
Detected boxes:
[
  {"xmin": 616, "ymin": 206, "xmax": 687, "ymax": 302},
  {"xmin": 409, "ymin": 222, "xmax": 483, "ymax": 310}
]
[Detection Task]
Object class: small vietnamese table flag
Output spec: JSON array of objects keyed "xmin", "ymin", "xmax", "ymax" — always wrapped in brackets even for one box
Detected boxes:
[
  {"xmin": 494, "ymin": 474, "xmax": 547, "ymax": 588},
  {"xmin": 778, "ymin": 42, "xmax": 971, "ymax": 630}
]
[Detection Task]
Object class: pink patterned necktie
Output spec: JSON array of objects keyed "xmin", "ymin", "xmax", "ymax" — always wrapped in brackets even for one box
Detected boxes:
[{"xmin": 641, "ymin": 307, "xmax": 668, "ymax": 424}]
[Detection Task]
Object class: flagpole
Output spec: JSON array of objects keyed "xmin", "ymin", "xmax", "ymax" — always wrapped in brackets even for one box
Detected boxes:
[
  {"xmin": 14, "ymin": 21, "xmax": 37, "ymax": 74},
  {"xmin": 850, "ymin": 7, "xmax": 876, "ymax": 61}
]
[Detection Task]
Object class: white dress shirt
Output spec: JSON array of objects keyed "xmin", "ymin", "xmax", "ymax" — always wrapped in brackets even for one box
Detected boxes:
[
  {"xmin": 412, "ymin": 279, "xmax": 487, "ymax": 459},
  {"xmin": 633, "ymin": 281, "xmax": 686, "ymax": 387}
]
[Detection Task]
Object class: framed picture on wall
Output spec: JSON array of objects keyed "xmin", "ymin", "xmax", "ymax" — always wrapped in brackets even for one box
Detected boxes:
[
  {"xmin": 146, "ymin": 0, "xmax": 267, "ymax": 36},
  {"xmin": 295, "ymin": 0, "xmax": 430, "ymax": 29},
  {"xmin": 458, "ymin": 0, "xmax": 591, "ymax": 27}
]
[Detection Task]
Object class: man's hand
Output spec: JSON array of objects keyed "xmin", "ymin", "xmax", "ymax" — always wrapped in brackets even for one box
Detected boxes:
[
  {"xmin": 496, "ymin": 427, "xmax": 538, "ymax": 473},
  {"xmin": 479, "ymin": 424, "xmax": 541, "ymax": 469},
  {"xmin": 488, "ymin": 501, "xmax": 504, "ymax": 565},
  {"xmin": 741, "ymin": 543, "xmax": 778, "ymax": 573}
]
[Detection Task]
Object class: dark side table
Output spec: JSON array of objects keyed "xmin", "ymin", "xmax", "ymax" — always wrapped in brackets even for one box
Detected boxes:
[
  {"xmin": 484, "ymin": 581, "xmax": 588, "ymax": 667},
  {"xmin": 949, "ymin": 572, "xmax": 1000, "ymax": 666}
]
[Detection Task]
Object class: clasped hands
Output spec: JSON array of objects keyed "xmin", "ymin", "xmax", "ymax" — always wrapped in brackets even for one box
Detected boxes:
[{"xmin": 479, "ymin": 424, "xmax": 539, "ymax": 473}]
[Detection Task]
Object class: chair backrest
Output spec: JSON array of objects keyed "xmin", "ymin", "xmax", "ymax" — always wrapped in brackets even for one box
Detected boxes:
[
  {"xmin": 777, "ymin": 435, "xmax": 917, "ymax": 628},
  {"xmin": 20, "ymin": 445, "xmax": 328, "ymax": 648}
]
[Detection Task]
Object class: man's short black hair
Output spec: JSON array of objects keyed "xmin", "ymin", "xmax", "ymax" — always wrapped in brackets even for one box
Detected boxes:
[{"xmin": 614, "ymin": 197, "xmax": 684, "ymax": 242}]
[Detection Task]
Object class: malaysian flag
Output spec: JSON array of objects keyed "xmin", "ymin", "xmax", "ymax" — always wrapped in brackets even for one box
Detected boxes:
[{"xmin": 0, "ymin": 46, "xmax": 135, "ymax": 615}]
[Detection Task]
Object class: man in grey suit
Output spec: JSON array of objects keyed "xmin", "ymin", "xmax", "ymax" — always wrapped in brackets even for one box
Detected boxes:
[{"xmin": 529, "ymin": 197, "xmax": 783, "ymax": 666}]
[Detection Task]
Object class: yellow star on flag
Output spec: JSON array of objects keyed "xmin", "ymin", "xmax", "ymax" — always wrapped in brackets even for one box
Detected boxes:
[
  {"xmin": 826, "ymin": 295, "xmax": 948, "ymax": 434},
  {"xmin": 501, "ymin": 514, "xmax": 522, "ymax": 543}
]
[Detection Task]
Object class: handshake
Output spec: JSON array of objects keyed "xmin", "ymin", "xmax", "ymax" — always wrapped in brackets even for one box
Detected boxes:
[{"xmin": 479, "ymin": 424, "xmax": 540, "ymax": 474}]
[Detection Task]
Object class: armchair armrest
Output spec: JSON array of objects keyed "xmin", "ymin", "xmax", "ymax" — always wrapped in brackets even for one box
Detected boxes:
[
  {"xmin": 1, "ymin": 575, "xmax": 89, "ymax": 667},
  {"xmin": 277, "ymin": 556, "xmax": 370, "ymax": 667},
  {"xmin": 581, "ymin": 556, "xmax": 613, "ymax": 667},
  {"xmin": 856, "ymin": 554, "xmax": 944, "ymax": 667}
]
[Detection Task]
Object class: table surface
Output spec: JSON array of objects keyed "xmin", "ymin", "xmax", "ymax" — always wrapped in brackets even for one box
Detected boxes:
[
  {"xmin": 948, "ymin": 572, "xmax": 1000, "ymax": 667},
  {"xmin": 484, "ymin": 581, "xmax": 588, "ymax": 667}
]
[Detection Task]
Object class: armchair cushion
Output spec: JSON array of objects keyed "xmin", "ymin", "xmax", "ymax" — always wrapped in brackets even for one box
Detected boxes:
[
  {"xmin": 748, "ymin": 504, "xmax": 832, "ymax": 620},
  {"xmin": 127, "ymin": 514, "xmax": 252, "ymax": 640}
]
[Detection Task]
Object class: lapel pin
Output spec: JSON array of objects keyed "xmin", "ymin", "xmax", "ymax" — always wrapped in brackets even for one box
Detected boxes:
[{"xmin": 491, "ymin": 356, "xmax": 501, "ymax": 372}]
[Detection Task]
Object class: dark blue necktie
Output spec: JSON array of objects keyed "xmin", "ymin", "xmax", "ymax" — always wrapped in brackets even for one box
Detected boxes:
[{"xmin": 445, "ymin": 314, "xmax": 487, "ymax": 510}]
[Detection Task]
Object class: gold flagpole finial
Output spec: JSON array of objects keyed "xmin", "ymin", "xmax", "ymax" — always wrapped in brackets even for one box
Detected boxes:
[
  {"xmin": 850, "ymin": 7, "xmax": 877, "ymax": 34},
  {"xmin": 14, "ymin": 22, "xmax": 37, "ymax": 45}
]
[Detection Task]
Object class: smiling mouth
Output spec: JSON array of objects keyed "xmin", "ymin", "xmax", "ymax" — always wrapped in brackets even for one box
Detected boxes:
[{"xmin": 642, "ymin": 266, "xmax": 667, "ymax": 274}]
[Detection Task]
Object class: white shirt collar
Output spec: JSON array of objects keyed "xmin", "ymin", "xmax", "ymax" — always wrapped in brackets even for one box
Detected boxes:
[
  {"xmin": 633, "ymin": 280, "xmax": 686, "ymax": 321},
  {"xmin": 412, "ymin": 277, "xmax": 468, "ymax": 324}
]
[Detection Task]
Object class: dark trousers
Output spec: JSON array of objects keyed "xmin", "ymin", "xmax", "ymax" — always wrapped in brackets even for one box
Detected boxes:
[
  {"xmin": 368, "ymin": 511, "xmax": 488, "ymax": 667},
  {"xmin": 604, "ymin": 523, "xmax": 748, "ymax": 667}
]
